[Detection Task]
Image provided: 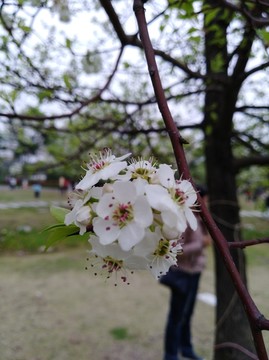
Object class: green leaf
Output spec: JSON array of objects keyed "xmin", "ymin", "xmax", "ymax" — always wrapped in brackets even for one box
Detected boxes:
[
  {"xmin": 210, "ymin": 52, "xmax": 225, "ymax": 72},
  {"xmin": 44, "ymin": 224, "xmax": 79, "ymax": 250},
  {"xmin": 50, "ymin": 206, "xmax": 69, "ymax": 223},
  {"xmin": 20, "ymin": 25, "xmax": 31, "ymax": 33},
  {"xmin": 204, "ymin": 8, "xmax": 220, "ymax": 27},
  {"xmin": 63, "ymin": 73, "xmax": 72, "ymax": 90},
  {"xmin": 66, "ymin": 233, "xmax": 92, "ymax": 249},
  {"xmin": 65, "ymin": 38, "xmax": 72, "ymax": 49},
  {"xmin": 10, "ymin": 89, "xmax": 19, "ymax": 102},
  {"xmin": 258, "ymin": 29, "xmax": 269, "ymax": 46},
  {"xmin": 42, "ymin": 223, "xmax": 67, "ymax": 232},
  {"xmin": 123, "ymin": 61, "xmax": 130, "ymax": 69},
  {"xmin": 37, "ymin": 89, "xmax": 54, "ymax": 102}
]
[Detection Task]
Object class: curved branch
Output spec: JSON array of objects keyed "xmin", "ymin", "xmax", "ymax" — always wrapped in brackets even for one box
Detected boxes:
[
  {"xmin": 234, "ymin": 155, "xmax": 269, "ymax": 170},
  {"xmin": 242, "ymin": 61, "xmax": 269, "ymax": 81},
  {"xmin": 0, "ymin": 48, "xmax": 124, "ymax": 122},
  {"xmin": 99, "ymin": 0, "xmax": 203, "ymax": 80},
  {"xmin": 217, "ymin": 0, "xmax": 269, "ymax": 26},
  {"xmin": 133, "ymin": 1, "xmax": 269, "ymax": 358},
  {"xmin": 236, "ymin": 105, "xmax": 269, "ymax": 111}
]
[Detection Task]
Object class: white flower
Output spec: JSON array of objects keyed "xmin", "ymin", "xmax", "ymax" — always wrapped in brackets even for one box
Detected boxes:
[
  {"xmin": 87, "ymin": 235, "xmax": 148, "ymax": 285},
  {"xmin": 133, "ymin": 228, "xmax": 183, "ymax": 279},
  {"xmin": 93, "ymin": 181, "xmax": 153, "ymax": 251},
  {"xmin": 64, "ymin": 187, "xmax": 102, "ymax": 235},
  {"xmin": 67, "ymin": 188, "xmax": 87, "ymax": 209},
  {"xmin": 117, "ymin": 157, "xmax": 158, "ymax": 183},
  {"xmin": 65, "ymin": 199, "xmax": 91, "ymax": 235},
  {"xmin": 146, "ymin": 164, "xmax": 198, "ymax": 232},
  {"xmin": 76, "ymin": 148, "xmax": 131, "ymax": 190},
  {"xmin": 53, "ymin": 150, "xmax": 201, "ymax": 283}
]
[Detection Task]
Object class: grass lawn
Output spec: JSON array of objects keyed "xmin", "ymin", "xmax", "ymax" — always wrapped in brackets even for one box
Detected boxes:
[
  {"xmin": 0, "ymin": 188, "xmax": 268, "ymax": 359},
  {"xmin": 0, "ymin": 249, "xmax": 215, "ymax": 360},
  {"xmin": 0, "ymin": 187, "xmax": 65, "ymax": 203}
]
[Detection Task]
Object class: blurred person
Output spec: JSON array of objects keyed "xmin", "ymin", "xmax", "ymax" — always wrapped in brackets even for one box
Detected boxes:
[
  {"xmin": 22, "ymin": 178, "xmax": 29, "ymax": 189},
  {"xmin": 32, "ymin": 183, "xmax": 42, "ymax": 198},
  {"xmin": 160, "ymin": 186, "xmax": 211, "ymax": 360},
  {"xmin": 9, "ymin": 177, "xmax": 17, "ymax": 190},
  {"xmin": 59, "ymin": 176, "xmax": 67, "ymax": 195}
]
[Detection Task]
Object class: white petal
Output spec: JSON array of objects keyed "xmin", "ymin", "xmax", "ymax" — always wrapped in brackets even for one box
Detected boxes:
[
  {"xmin": 76, "ymin": 171, "xmax": 99, "ymax": 190},
  {"xmin": 96, "ymin": 193, "xmax": 116, "ymax": 218},
  {"xmin": 113, "ymin": 181, "xmax": 137, "ymax": 203},
  {"xmin": 133, "ymin": 230, "xmax": 159, "ymax": 256},
  {"xmin": 184, "ymin": 207, "xmax": 198, "ymax": 230},
  {"xmin": 64, "ymin": 199, "xmax": 84, "ymax": 225},
  {"xmin": 157, "ymin": 164, "xmax": 176, "ymax": 188},
  {"xmin": 145, "ymin": 184, "xmax": 173, "ymax": 211},
  {"xmin": 76, "ymin": 206, "xmax": 91, "ymax": 223},
  {"xmin": 101, "ymin": 161, "xmax": 128, "ymax": 180},
  {"xmin": 178, "ymin": 180, "xmax": 197, "ymax": 205},
  {"xmin": 84, "ymin": 186, "xmax": 102, "ymax": 203},
  {"xmin": 93, "ymin": 218, "xmax": 120, "ymax": 245},
  {"xmin": 162, "ymin": 225, "xmax": 182, "ymax": 240},
  {"xmin": 124, "ymin": 255, "xmax": 148, "ymax": 270},
  {"xmin": 78, "ymin": 224, "xmax": 87, "ymax": 235},
  {"xmin": 107, "ymin": 244, "xmax": 133, "ymax": 259},
  {"xmin": 118, "ymin": 222, "xmax": 145, "ymax": 251},
  {"xmin": 133, "ymin": 196, "xmax": 153, "ymax": 227},
  {"xmin": 149, "ymin": 256, "xmax": 176, "ymax": 279},
  {"xmin": 162, "ymin": 209, "xmax": 187, "ymax": 233},
  {"xmin": 88, "ymin": 235, "xmax": 107, "ymax": 257},
  {"xmin": 115, "ymin": 152, "xmax": 132, "ymax": 161},
  {"xmin": 133, "ymin": 178, "xmax": 148, "ymax": 196},
  {"xmin": 89, "ymin": 235, "xmax": 125, "ymax": 258}
]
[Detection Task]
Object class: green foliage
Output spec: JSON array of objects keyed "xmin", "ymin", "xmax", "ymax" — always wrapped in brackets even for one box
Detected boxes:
[
  {"xmin": 109, "ymin": 327, "xmax": 133, "ymax": 340},
  {"xmin": 0, "ymin": 204, "xmax": 90, "ymax": 253},
  {"xmin": 0, "ymin": 0, "xmax": 267, "ymax": 194},
  {"xmin": 43, "ymin": 223, "xmax": 83, "ymax": 250},
  {"xmin": 210, "ymin": 53, "xmax": 225, "ymax": 73},
  {"xmin": 42, "ymin": 205, "xmax": 92, "ymax": 251},
  {"xmin": 257, "ymin": 29, "xmax": 269, "ymax": 47},
  {"xmin": 50, "ymin": 206, "xmax": 69, "ymax": 223}
]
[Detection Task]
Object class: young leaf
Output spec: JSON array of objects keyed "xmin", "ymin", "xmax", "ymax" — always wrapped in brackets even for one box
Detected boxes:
[
  {"xmin": 45, "ymin": 224, "xmax": 80, "ymax": 250},
  {"xmin": 50, "ymin": 206, "xmax": 69, "ymax": 223}
]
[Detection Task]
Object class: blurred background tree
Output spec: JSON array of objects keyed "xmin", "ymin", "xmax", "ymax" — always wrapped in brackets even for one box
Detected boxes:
[{"xmin": 0, "ymin": 1, "xmax": 268, "ymax": 359}]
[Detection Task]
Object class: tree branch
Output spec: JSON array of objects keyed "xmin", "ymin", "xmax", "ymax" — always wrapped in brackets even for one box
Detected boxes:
[
  {"xmin": 132, "ymin": 1, "xmax": 269, "ymax": 358},
  {"xmin": 234, "ymin": 155, "xmax": 269, "ymax": 170},
  {"xmin": 99, "ymin": 0, "xmax": 203, "ymax": 80},
  {"xmin": 217, "ymin": 0, "xmax": 269, "ymax": 26},
  {"xmin": 0, "ymin": 48, "xmax": 124, "ymax": 121},
  {"xmin": 228, "ymin": 238, "xmax": 269, "ymax": 249}
]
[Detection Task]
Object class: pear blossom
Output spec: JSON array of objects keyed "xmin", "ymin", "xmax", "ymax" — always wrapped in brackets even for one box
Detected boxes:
[
  {"xmin": 146, "ymin": 164, "xmax": 198, "ymax": 232},
  {"xmin": 65, "ymin": 199, "xmax": 91, "ymax": 235},
  {"xmin": 93, "ymin": 181, "xmax": 153, "ymax": 251},
  {"xmin": 76, "ymin": 148, "xmax": 131, "ymax": 190},
  {"xmin": 118, "ymin": 157, "xmax": 158, "ymax": 183},
  {"xmin": 49, "ymin": 148, "xmax": 201, "ymax": 283},
  {"xmin": 64, "ymin": 187, "xmax": 102, "ymax": 235},
  {"xmin": 87, "ymin": 235, "xmax": 148, "ymax": 285},
  {"xmin": 133, "ymin": 228, "xmax": 183, "ymax": 279}
]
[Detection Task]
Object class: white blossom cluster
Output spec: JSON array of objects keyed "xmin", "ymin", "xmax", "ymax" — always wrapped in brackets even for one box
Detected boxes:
[{"xmin": 65, "ymin": 149, "xmax": 198, "ymax": 284}]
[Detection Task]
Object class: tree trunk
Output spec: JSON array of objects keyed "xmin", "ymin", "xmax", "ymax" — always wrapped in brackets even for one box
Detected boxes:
[
  {"xmin": 205, "ymin": 116, "xmax": 256, "ymax": 360},
  {"xmin": 203, "ymin": 2, "xmax": 256, "ymax": 359}
]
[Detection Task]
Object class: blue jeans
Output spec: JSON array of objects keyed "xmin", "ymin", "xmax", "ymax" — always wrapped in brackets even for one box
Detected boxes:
[{"xmin": 164, "ymin": 271, "xmax": 201, "ymax": 360}]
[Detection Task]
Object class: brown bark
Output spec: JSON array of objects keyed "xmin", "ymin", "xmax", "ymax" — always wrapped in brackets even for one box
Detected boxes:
[{"xmin": 203, "ymin": 1, "xmax": 257, "ymax": 358}]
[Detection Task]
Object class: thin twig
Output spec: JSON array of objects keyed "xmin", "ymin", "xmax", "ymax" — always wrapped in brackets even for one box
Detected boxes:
[{"xmin": 228, "ymin": 238, "xmax": 269, "ymax": 249}]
